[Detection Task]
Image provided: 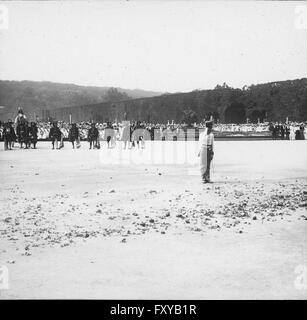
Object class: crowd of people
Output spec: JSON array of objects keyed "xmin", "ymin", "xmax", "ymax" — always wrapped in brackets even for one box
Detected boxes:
[
  {"xmin": 268, "ymin": 122, "xmax": 306, "ymax": 140},
  {"xmin": 0, "ymin": 108, "xmax": 306, "ymax": 150}
]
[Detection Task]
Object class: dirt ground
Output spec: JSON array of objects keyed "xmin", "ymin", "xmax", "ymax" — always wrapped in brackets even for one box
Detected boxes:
[{"xmin": 0, "ymin": 140, "xmax": 307, "ymax": 299}]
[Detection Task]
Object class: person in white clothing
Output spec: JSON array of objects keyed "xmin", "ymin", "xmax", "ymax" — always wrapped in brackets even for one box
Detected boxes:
[{"xmin": 198, "ymin": 120, "xmax": 214, "ymax": 183}]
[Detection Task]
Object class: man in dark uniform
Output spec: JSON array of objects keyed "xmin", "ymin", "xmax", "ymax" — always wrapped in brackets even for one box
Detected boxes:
[
  {"xmin": 299, "ymin": 123, "xmax": 305, "ymax": 140},
  {"xmin": 285, "ymin": 125, "xmax": 290, "ymax": 140},
  {"xmin": 49, "ymin": 121, "xmax": 62, "ymax": 149},
  {"xmin": 29, "ymin": 122, "xmax": 38, "ymax": 149},
  {"xmin": 271, "ymin": 123, "xmax": 277, "ymax": 140},
  {"xmin": 68, "ymin": 123, "xmax": 80, "ymax": 149},
  {"xmin": 280, "ymin": 124, "xmax": 285, "ymax": 140},
  {"xmin": 23, "ymin": 121, "xmax": 32, "ymax": 149},
  {"xmin": 3, "ymin": 120, "xmax": 16, "ymax": 150},
  {"xmin": 87, "ymin": 123, "xmax": 99, "ymax": 149},
  {"xmin": 276, "ymin": 123, "xmax": 281, "ymax": 139}
]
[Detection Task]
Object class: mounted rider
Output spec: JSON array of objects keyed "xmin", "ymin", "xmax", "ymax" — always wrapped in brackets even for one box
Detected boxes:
[
  {"xmin": 14, "ymin": 107, "xmax": 29, "ymax": 148},
  {"xmin": 14, "ymin": 107, "xmax": 27, "ymax": 127}
]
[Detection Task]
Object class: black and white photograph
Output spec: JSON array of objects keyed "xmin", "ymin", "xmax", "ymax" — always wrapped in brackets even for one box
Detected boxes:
[{"xmin": 0, "ymin": 0, "xmax": 307, "ymax": 303}]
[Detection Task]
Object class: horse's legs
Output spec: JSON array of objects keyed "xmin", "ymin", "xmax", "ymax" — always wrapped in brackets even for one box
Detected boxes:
[{"xmin": 4, "ymin": 138, "xmax": 8, "ymax": 150}]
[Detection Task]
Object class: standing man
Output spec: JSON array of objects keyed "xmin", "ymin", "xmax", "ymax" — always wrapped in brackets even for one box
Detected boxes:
[
  {"xmin": 87, "ymin": 123, "xmax": 99, "ymax": 149},
  {"xmin": 29, "ymin": 122, "xmax": 38, "ymax": 149},
  {"xmin": 49, "ymin": 121, "xmax": 62, "ymax": 149},
  {"xmin": 3, "ymin": 120, "xmax": 16, "ymax": 150},
  {"xmin": 280, "ymin": 124, "xmax": 285, "ymax": 140},
  {"xmin": 285, "ymin": 124, "xmax": 290, "ymax": 140},
  {"xmin": 299, "ymin": 123, "xmax": 306, "ymax": 140},
  {"xmin": 198, "ymin": 120, "xmax": 214, "ymax": 183},
  {"xmin": 68, "ymin": 123, "xmax": 80, "ymax": 149}
]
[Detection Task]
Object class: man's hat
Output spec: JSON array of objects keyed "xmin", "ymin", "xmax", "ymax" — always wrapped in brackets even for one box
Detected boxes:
[{"xmin": 205, "ymin": 120, "xmax": 213, "ymax": 128}]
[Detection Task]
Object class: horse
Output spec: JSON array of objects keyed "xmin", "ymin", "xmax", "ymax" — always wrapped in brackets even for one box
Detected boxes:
[
  {"xmin": 3, "ymin": 122, "xmax": 16, "ymax": 150},
  {"xmin": 16, "ymin": 118, "xmax": 30, "ymax": 148}
]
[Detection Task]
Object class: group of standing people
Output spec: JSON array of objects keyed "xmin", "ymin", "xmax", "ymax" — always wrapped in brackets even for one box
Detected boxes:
[
  {"xmin": 46, "ymin": 120, "xmax": 147, "ymax": 150},
  {"xmin": 1, "ymin": 108, "xmax": 38, "ymax": 150},
  {"xmin": 49, "ymin": 121, "xmax": 99, "ymax": 150},
  {"xmin": 269, "ymin": 122, "xmax": 305, "ymax": 140}
]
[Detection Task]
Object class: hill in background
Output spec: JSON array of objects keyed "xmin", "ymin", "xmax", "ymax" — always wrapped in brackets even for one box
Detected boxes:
[
  {"xmin": 1, "ymin": 78, "xmax": 307, "ymax": 123},
  {"xmin": 44, "ymin": 78, "xmax": 307, "ymax": 124},
  {"xmin": 0, "ymin": 80, "xmax": 163, "ymax": 121}
]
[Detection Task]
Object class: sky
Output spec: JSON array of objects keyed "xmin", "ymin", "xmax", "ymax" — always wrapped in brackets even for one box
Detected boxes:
[{"xmin": 0, "ymin": 0, "xmax": 307, "ymax": 93}]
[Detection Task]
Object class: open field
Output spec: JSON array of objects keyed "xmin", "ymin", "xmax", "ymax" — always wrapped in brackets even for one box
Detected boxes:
[{"xmin": 0, "ymin": 140, "xmax": 307, "ymax": 299}]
